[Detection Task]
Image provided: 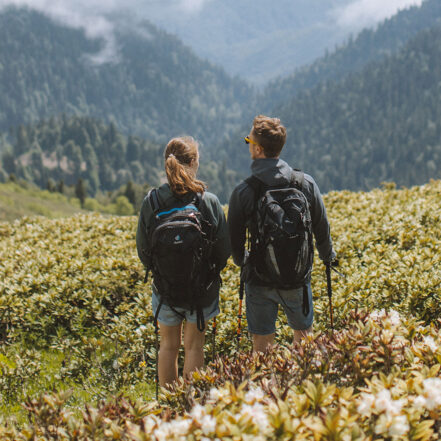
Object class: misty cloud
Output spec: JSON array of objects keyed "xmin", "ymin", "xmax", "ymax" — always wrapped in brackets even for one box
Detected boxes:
[
  {"xmin": 335, "ymin": 0, "xmax": 424, "ymax": 29},
  {"xmin": 179, "ymin": 0, "xmax": 209, "ymax": 12},
  {"xmin": 0, "ymin": 0, "xmax": 121, "ymax": 63},
  {"xmin": 0, "ymin": 0, "xmax": 211, "ymax": 63}
]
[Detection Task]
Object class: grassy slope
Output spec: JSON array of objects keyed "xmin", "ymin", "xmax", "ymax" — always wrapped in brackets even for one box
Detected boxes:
[{"xmin": 0, "ymin": 182, "xmax": 85, "ymax": 222}]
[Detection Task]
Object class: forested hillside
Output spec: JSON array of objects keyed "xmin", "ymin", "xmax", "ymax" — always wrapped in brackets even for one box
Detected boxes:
[
  {"xmin": 0, "ymin": 116, "xmax": 240, "ymax": 202},
  {"xmin": 0, "ymin": 7, "xmax": 253, "ymax": 146},
  {"xmin": 223, "ymin": 25, "xmax": 441, "ymax": 193},
  {"xmin": 261, "ymin": 0, "xmax": 441, "ymax": 111},
  {"xmin": 0, "ymin": 116, "xmax": 163, "ymax": 194}
]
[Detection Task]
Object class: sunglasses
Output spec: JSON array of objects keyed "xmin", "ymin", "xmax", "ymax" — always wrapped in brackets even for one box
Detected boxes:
[{"xmin": 244, "ymin": 136, "xmax": 259, "ymax": 146}]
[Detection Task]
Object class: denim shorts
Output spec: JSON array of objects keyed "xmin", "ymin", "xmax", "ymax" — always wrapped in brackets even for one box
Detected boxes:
[
  {"xmin": 151, "ymin": 292, "xmax": 220, "ymax": 326},
  {"xmin": 245, "ymin": 283, "xmax": 314, "ymax": 335}
]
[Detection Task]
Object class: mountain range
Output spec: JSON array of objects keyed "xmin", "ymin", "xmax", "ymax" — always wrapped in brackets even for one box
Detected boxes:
[{"xmin": 144, "ymin": 0, "xmax": 354, "ymax": 84}]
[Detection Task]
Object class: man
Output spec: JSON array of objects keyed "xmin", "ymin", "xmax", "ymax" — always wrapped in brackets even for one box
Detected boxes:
[{"xmin": 228, "ymin": 115, "xmax": 335, "ymax": 352}]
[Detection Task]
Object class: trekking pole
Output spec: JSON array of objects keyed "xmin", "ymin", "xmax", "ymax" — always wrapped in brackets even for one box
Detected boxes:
[
  {"xmin": 326, "ymin": 263, "xmax": 334, "ymax": 330},
  {"xmin": 236, "ymin": 279, "xmax": 244, "ymax": 352},
  {"xmin": 154, "ymin": 319, "xmax": 159, "ymax": 400},
  {"xmin": 212, "ymin": 317, "xmax": 217, "ymax": 362}
]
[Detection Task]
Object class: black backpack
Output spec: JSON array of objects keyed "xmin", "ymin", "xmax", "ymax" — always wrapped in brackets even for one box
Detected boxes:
[
  {"xmin": 146, "ymin": 189, "xmax": 216, "ymax": 331},
  {"xmin": 246, "ymin": 170, "xmax": 314, "ymax": 297}
]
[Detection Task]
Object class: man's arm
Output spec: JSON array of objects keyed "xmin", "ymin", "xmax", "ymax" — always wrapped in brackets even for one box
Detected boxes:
[
  {"xmin": 207, "ymin": 195, "xmax": 231, "ymax": 271},
  {"xmin": 305, "ymin": 176, "xmax": 336, "ymax": 263}
]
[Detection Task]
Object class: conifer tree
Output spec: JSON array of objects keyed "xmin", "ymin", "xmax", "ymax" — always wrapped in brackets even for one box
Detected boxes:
[{"xmin": 75, "ymin": 178, "xmax": 87, "ymax": 208}]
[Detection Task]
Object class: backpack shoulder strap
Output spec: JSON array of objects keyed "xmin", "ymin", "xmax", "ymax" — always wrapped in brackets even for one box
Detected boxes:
[
  {"xmin": 193, "ymin": 192, "xmax": 203, "ymax": 209},
  {"xmin": 291, "ymin": 169, "xmax": 305, "ymax": 192},
  {"xmin": 148, "ymin": 188, "xmax": 161, "ymax": 214},
  {"xmin": 244, "ymin": 175, "xmax": 262, "ymax": 192}
]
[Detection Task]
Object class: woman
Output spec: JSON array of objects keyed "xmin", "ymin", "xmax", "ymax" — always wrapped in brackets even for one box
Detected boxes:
[{"xmin": 136, "ymin": 136, "xmax": 230, "ymax": 387}]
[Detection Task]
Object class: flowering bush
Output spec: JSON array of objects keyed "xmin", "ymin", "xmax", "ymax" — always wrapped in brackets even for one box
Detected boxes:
[{"xmin": 0, "ymin": 180, "xmax": 440, "ymax": 439}]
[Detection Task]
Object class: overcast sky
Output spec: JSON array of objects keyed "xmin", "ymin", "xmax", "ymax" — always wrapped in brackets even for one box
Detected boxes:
[
  {"xmin": 0, "ymin": 0, "xmax": 424, "ymax": 29},
  {"xmin": 335, "ymin": 0, "xmax": 423, "ymax": 29}
]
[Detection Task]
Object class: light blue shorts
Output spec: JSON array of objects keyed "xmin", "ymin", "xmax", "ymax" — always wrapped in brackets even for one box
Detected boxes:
[
  {"xmin": 152, "ymin": 292, "xmax": 220, "ymax": 327},
  {"xmin": 245, "ymin": 283, "xmax": 313, "ymax": 335}
]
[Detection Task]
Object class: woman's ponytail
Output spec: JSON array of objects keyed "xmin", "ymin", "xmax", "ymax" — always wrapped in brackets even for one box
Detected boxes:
[{"xmin": 164, "ymin": 137, "xmax": 206, "ymax": 196}]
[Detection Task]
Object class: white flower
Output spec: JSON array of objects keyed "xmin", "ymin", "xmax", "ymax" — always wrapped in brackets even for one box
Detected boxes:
[
  {"xmin": 370, "ymin": 309, "xmax": 401, "ymax": 327},
  {"xmin": 240, "ymin": 403, "xmax": 269, "ymax": 431},
  {"xmin": 190, "ymin": 404, "xmax": 205, "ymax": 421},
  {"xmin": 413, "ymin": 396, "xmax": 426, "ymax": 410},
  {"xmin": 357, "ymin": 393, "xmax": 375, "ymax": 416},
  {"xmin": 244, "ymin": 387, "xmax": 265, "ymax": 403},
  {"xmin": 200, "ymin": 415, "xmax": 217, "ymax": 435},
  {"xmin": 209, "ymin": 388, "xmax": 222, "ymax": 401},
  {"xmin": 423, "ymin": 378, "xmax": 441, "ymax": 410},
  {"xmin": 374, "ymin": 390, "xmax": 404, "ymax": 417},
  {"xmin": 389, "ymin": 415, "xmax": 409, "ymax": 437},
  {"xmin": 153, "ymin": 419, "xmax": 191, "ymax": 440},
  {"xmin": 171, "ymin": 419, "xmax": 192, "ymax": 436},
  {"xmin": 388, "ymin": 310, "xmax": 401, "ymax": 327},
  {"xmin": 142, "ymin": 415, "xmax": 158, "ymax": 433},
  {"xmin": 423, "ymin": 336, "xmax": 438, "ymax": 352},
  {"xmin": 370, "ymin": 309, "xmax": 384, "ymax": 321},
  {"xmin": 152, "ymin": 425, "xmax": 172, "ymax": 441},
  {"xmin": 375, "ymin": 390, "xmax": 393, "ymax": 414},
  {"xmin": 135, "ymin": 325, "xmax": 147, "ymax": 336}
]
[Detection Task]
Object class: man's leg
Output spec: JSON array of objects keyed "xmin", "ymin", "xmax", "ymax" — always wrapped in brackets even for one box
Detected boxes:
[
  {"xmin": 252, "ymin": 333, "xmax": 275, "ymax": 353},
  {"xmin": 158, "ymin": 322, "xmax": 182, "ymax": 387},
  {"xmin": 279, "ymin": 285, "xmax": 314, "ymax": 346},
  {"xmin": 183, "ymin": 322, "xmax": 205, "ymax": 378},
  {"xmin": 293, "ymin": 326, "xmax": 312, "ymax": 344},
  {"xmin": 246, "ymin": 284, "xmax": 279, "ymax": 353}
]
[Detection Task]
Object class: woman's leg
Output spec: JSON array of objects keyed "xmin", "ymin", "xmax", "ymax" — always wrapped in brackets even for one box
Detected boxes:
[
  {"xmin": 158, "ymin": 322, "xmax": 182, "ymax": 387},
  {"xmin": 183, "ymin": 322, "xmax": 205, "ymax": 379}
]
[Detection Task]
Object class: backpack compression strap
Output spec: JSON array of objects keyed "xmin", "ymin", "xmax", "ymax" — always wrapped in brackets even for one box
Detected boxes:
[{"xmin": 291, "ymin": 169, "xmax": 305, "ymax": 192}]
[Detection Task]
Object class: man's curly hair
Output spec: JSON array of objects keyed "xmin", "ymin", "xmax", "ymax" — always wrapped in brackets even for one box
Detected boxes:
[{"xmin": 251, "ymin": 115, "xmax": 287, "ymax": 158}]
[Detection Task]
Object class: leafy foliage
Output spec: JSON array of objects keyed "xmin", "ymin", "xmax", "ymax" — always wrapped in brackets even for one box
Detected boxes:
[{"xmin": 0, "ymin": 180, "xmax": 440, "ymax": 438}]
